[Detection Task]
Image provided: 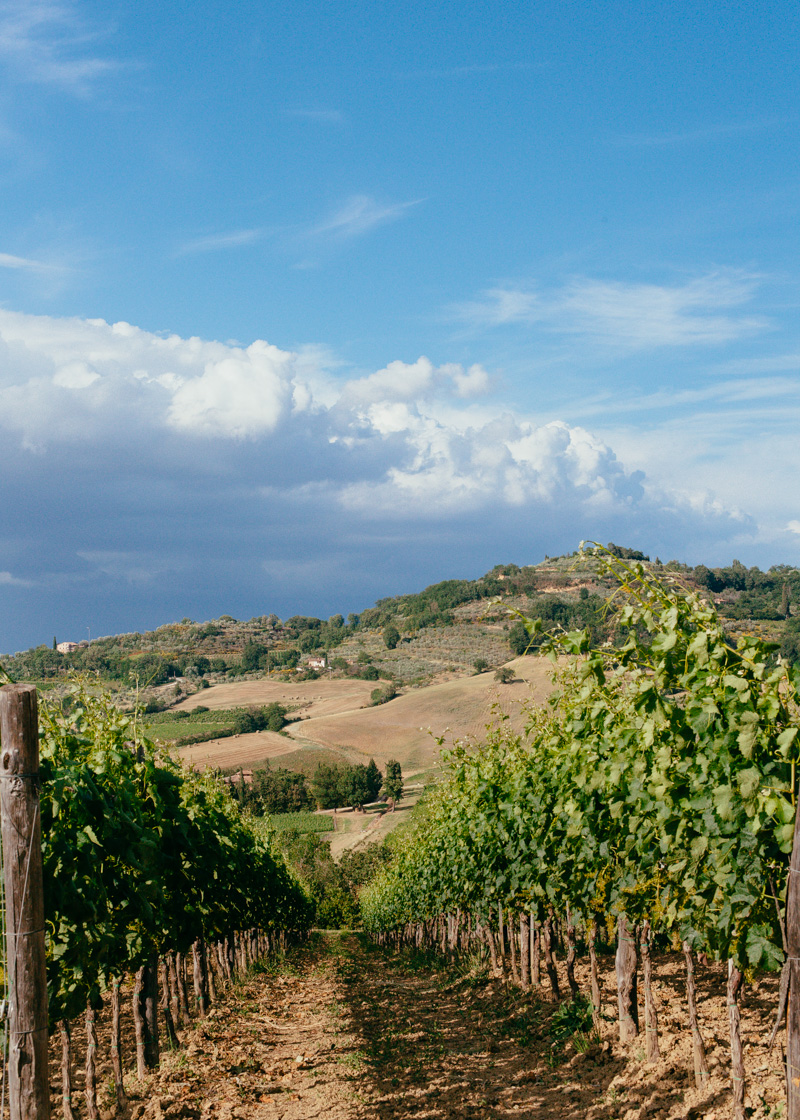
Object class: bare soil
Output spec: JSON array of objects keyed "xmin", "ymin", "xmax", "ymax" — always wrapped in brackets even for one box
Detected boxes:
[
  {"xmin": 284, "ymin": 658, "xmax": 554, "ymax": 772},
  {"xmin": 172, "ymin": 658, "xmax": 554, "ymax": 776},
  {"xmin": 173, "ymin": 681, "xmax": 377, "ymax": 720},
  {"xmin": 52, "ymin": 933, "xmax": 786, "ymax": 1120}
]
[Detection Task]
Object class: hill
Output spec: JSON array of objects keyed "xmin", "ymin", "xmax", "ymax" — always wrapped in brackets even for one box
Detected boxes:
[{"xmin": 172, "ymin": 655, "xmax": 552, "ymax": 777}]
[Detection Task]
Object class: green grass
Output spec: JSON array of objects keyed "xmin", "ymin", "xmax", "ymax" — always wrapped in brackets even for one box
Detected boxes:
[
  {"xmin": 147, "ymin": 720, "xmax": 233, "ymax": 742},
  {"xmin": 268, "ymin": 811, "xmax": 333, "ymax": 833}
]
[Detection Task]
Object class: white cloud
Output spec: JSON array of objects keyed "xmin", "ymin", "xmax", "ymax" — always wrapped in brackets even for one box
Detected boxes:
[
  {"xmin": 453, "ymin": 271, "xmax": 768, "ymax": 350},
  {"xmin": 174, "ymin": 228, "xmax": 267, "ymax": 257},
  {"xmin": 0, "ymin": 0, "xmax": 118, "ymax": 94},
  {"xmin": 311, "ymin": 195, "xmax": 422, "ymax": 240},
  {"xmin": 0, "ymin": 250, "xmax": 63, "ymax": 272},
  {"xmin": 788, "ymin": 521, "xmax": 800, "ymax": 536},
  {"xmin": 0, "ymin": 307, "xmax": 775, "ymax": 653},
  {"xmin": 167, "ymin": 340, "xmax": 296, "ymax": 438},
  {"xmin": 0, "ymin": 571, "xmax": 30, "ymax": 586}
]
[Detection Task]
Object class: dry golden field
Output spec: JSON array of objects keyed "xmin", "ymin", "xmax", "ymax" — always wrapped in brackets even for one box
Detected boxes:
[{"xmin": 173, "ymin": 657, "xmax": 554, "ymax": 776}]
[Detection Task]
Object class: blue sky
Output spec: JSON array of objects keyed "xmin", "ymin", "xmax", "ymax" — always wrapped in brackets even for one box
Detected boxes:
[{"xmin": 1, "ymin": 0, "xmax": 800, "ymax": 650}]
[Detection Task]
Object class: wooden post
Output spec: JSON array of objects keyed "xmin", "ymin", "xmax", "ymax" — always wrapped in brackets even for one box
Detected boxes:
[
  {"xmin": 785, "ymin": 789, "xmax": 800, "ymax": 1118},
  {"xmin": 616, "ymin": 915, "xmax": 639, "ymax": 1042},
  {"xmin": 0, "ymin": 684, "xmax": 51, "ymax": 1120}
]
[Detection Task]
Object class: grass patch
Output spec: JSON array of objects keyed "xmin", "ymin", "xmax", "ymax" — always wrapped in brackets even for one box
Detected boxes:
[{"xmin": 268, "ymin": 811, "xmax": 333, "ymax": 833}]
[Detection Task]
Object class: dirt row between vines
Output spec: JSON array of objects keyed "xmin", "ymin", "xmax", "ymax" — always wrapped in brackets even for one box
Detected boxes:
[{"xmin": 54, "ymin": 932, "xmax": 786, "ymax": 1120}]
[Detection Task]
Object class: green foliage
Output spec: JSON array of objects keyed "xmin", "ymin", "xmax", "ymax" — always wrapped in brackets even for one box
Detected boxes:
[
  {"xmin": 370, "ymin": 683, "xmax": 397, "ymax": 706},
  {"xmin": 361, "ymin": 546, "xmax": 799, "ymax": 974},
  {"xmin": 494, "ymin": 666, "xmax": 514, "ymax": 683},
  {"xmin": 231, "ymin": 703, "xmax": 288, "ymax": 734},
  {"xmin": 38, "ymin": 683, "xmax": 312, "ymax": 1023},
  {"xmin": 271, "ymin": 831, "xmax": 360, "ymax": 928},
  {"xmin": 472, "ymin": 658, "xmax": 488, "ymax": 673},
  {"xmin": 382, "ymin": 759, "xmax": 404, "ymax": 808},
  {"xmin": 310, "ymin": 760, "xmax": 384, "ymax": 810},
  {"xmin": 383, "ymin": 624, "xmax": 401, "ymax": 650},
  {"xmin": 228, "ymin": 765, "xmax": 314, "ymax": 814},
  {"xmin": 268, "ymin": 811, "xmax": 331, "ymax": 833}
]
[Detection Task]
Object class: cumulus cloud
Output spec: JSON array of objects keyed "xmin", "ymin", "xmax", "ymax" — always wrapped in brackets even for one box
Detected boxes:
[{"xmin": 0, "ymin": 308, "xmax": 760, "ymax": 651}]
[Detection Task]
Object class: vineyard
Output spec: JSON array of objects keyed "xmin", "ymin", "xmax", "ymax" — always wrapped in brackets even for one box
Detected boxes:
[
  {"xmin": 0, "ymin": 679, "xmax": 312, "ymax": 1119},
  {"xmin": 361, "ymin": 547, "xmax": 800, "ymax": 1119},
  {"xmin": 3, "ymin": 547, "xmax": 800, "ymax": 1119}
]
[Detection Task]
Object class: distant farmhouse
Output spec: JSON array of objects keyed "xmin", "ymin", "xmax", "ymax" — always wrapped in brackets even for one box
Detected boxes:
[{"xmin": 56, "ymin": 641, "xmax": 79, "ymax": 653}]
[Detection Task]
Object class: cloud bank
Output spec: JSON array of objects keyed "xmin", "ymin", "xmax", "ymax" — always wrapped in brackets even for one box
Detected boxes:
[{"xmin": 0, "ymin": 309, "xmax": 756, "ymax": 650}]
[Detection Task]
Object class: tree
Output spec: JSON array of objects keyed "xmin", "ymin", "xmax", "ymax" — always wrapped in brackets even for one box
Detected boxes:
[
  {"xmin": 382, "ymin": 759, "xmax": 403, "ymax": 811},
  {"xmin": 52, "ymin": 636, "xmax": 57, "ymax": 651},
  {"xmin": 241, "ymin": 642, "xmax": 267, "ymax": 671},
  {"xmin": 508, "ymin": 622, "xmax": 530, "ymax": 656},
  {"xmin": 473, "ymin": 658, "xmax": 488, "ymax": 674},
  {"xmin": 383, "ymin": 624, "xmax": 400, "ymax": 650},
  {"xmin": 495, "ymin": 666, "xmax": 514, "ymax": 683},
  {"xmin": 365, "ymin": 759, "xmax": 382, "ymax": 800},
  {"xmin": 311, "ymin": 764, "xmax": 340, "ymax": 809},
  {"xmin": 370, "ymin": 683, "xmax": 397, "ymax": 706}
]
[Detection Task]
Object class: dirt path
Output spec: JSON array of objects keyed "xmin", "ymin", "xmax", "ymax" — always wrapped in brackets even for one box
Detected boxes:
[{"xmin": 98, "ymin": 932, "xmax": 786, "ymax": 1120}]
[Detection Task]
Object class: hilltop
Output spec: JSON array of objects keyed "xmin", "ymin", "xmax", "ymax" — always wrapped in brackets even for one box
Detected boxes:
[
  {"xmin": 5, "ymin": 545, "xmax": 800, "ymax": 779},
  {"xmin": 7, "ymin": 546, "xmax": 800, "ymax": 692}
]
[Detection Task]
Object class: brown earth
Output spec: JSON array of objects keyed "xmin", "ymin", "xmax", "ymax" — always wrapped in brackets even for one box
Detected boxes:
[
  {"xmin": 173, "ymin": 658, "xmax": 554, "ymax": 776},
  {"xmin": 283, "ymin": 657, "xmax": 554, "ymax": 772},
  {"xmin": 54, "ymin": 933, "xmax": 786, "ymax": 1120},
  {"xmin": 173, "ymin": 681, "xmax": 378, "ymax": 721}
]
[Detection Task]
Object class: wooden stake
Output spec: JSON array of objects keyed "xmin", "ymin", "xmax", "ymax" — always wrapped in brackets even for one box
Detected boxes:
[
  {"xmin": 787, "ymin": 790, "xmax": 800, "ymax": 1118},
  {"xmin": 640, "ymin": 920, "xmax": 660, "ymax": 1061},
  {"xmin": 531, "ymin": 917, "xmax": 540, "ymax": 987},
  {"xmin": 589, "ymin": 920, "xmax": 602, "ymax": 1029},
  {"xmin": 565, "ymin": 910, "xmax": 579, "ymax": 999},
  {"xmin": 175, "ymin": 952, "xmax": 191, "ymax": 1020},
  {"xmin": 519, "ymin": 914, "xmax": 530, "ymax": 991},
  {"xmin": 682, "ymin": 941, "xmax": 709, "ymax": 1088},
  {"xmin": 132, "ymin": 967, "xmax": 147, "ymax": 1078},
  {"xmin": 542, "ymin": 916, "xmax": 561, "ymax": 1000},
  {"xmin": 85, "ymin": 1002, "xmax": 99, "ymax": 1120},
  {"xmin": 0, "ymin": 683, "xmax": 51, "ymax": 1120},
  {"xmin": 728, "ymin": 959, "xmax": 746, "ymax": 1120},
  {"xmin": 58, "ymin": 1021, "xmax": 75, "ymax": 1120},
  {"xmin": 192, "ymin": 939, "xmax": 209, "ymax": 1017},
  {"xmin": 110, "ymin": 977, "xmax": 127, "ymax": 1108},
  {"xmin": 509, "ymin": 910, "xmax": 520, "ymax": 985},
  {"xmin": 159, "ymin": 958, "xmax": 177, "ymax": 1049},
  {"xmin": 616, "ymin": 915, "xmax": 639, "ymax": 1042}
]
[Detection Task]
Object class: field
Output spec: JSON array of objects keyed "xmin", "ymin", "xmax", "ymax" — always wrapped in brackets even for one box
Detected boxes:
[
  {"xmin": 267, "ymin": 811, "xmax": 333, "ymax": 833},
  {"xmin": 284, "ymin": 655, "xmax": 554, "ymax": 772},
  {"xmin": 171, "ymin": 678, "xmax": 377, "ymax": 718},
  {"xmin": 171, "ymin": 656, "xmax": 554, "ymax": 776},
  {"xmin": 174, "ymin": 729, "xmax": 349, "ymax": 772}
]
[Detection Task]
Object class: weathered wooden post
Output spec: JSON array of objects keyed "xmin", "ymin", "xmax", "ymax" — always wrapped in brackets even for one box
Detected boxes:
[
  {"xmin": 785, "ymin": 788, "xmax": 800, "ymax": 1118},
  {"xmin": 0, "ymin": 684, "xmax": 50, "ymax": 1120}
]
